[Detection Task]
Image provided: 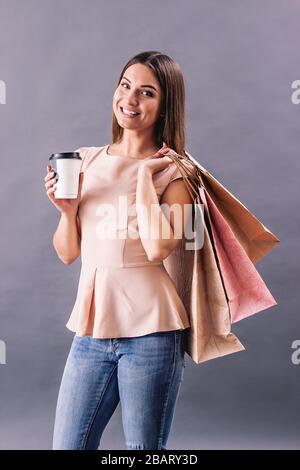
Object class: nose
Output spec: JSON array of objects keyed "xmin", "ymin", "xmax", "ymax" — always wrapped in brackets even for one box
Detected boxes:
[{"xmin": 125, "ymin": 89, "xmax": 139, "ymax": 106}]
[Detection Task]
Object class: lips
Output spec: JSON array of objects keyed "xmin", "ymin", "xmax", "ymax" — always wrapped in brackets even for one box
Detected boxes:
[{"xmin": 120, "ymin": 107, "xmax": 140, "ymax": 116}]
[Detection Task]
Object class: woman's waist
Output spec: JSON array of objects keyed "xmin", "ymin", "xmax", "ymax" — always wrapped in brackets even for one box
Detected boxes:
[
  {"xmin": 80, "ymin": 260, "xmax": 164, "ymax": 268},
  {"xmin": 80, "ymin": 237, "xmax": 164, "ymax": 268}
]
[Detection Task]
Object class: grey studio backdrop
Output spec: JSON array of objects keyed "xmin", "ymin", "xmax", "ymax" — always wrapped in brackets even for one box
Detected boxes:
[{"xmin": 0, "ymin": 0, "xmax": 299, "ymax": 450}]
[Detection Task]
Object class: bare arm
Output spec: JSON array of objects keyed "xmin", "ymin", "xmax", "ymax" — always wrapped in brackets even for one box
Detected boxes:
[
  {"xmin": 53, "ymin": 212, "xmax": 81, "ymax": 264},
  {"xmin": 136, "ymin": 166, "xmax": 193, "ymax": 262},
  {"xmin": 45, "ymin": 162, "xmax": 84, "ymax": 265}
]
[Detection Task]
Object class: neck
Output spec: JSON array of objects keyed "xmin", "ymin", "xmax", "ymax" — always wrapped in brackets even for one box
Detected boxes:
[{"xmin": 116, "ymin": 131, "xmax": 160, "ymax": 159}]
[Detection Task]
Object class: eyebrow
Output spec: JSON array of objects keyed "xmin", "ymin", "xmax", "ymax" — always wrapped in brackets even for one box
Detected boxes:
[{"xmin": 122, "ymin": 76, "xmax": 158, "ymax": 92}]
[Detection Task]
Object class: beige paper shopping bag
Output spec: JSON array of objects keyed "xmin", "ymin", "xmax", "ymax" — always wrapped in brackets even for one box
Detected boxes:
[{"xmin": 162, "ymin": 148, "xmax": 280, "ymax": 363}]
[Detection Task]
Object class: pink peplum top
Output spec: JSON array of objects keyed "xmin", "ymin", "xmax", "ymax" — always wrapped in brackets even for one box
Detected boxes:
[{"xmin": 66, "ymin": 144, "xmax": 191, "ymax": 338}]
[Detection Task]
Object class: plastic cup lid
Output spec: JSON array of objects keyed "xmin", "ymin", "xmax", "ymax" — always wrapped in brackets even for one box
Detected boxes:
[{"xmin": 49, "ymin": 152, "xmax": 82, "ymax": 160}]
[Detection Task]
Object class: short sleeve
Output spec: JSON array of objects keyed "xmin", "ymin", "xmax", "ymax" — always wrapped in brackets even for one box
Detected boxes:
[
  {"xmin": 74, "ymin": 147, "xmax": 91, "ymax": 172},
  {"xmin": 168, "ymin": 159, "xmax": 198, "ymax": 184},
  {"xmin": 169, "ymin": 164, "xmax": 184, "ymax": 183}
]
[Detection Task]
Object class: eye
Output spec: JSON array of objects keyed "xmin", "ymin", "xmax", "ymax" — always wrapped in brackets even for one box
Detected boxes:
[
  {"xmin": 142, "ymin": 90, "xmax": 153, "ymax": 97},
  {"xmin": 120, "ymin": 82, "xmax": 153, "ymax": 97}
]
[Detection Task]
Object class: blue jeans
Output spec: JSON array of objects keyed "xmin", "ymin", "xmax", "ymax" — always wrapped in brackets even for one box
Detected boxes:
[{"xmin": 52, "ymin": 329, "xmax": 188, "ymax": 450}]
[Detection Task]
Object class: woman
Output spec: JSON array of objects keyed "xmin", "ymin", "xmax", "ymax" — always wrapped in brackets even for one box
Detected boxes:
[{"xmin": 45, "ymin": 51, "xmax": 196, "ymax": 450}]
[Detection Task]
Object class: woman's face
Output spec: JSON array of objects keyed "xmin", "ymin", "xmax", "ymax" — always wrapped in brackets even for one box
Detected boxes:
[{"xmin": 112, "ymin": 63, "xmax": 163, "ymax": 133}]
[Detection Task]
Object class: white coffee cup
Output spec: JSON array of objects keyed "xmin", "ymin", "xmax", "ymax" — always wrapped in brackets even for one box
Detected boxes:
[{"xmin": 49, "ymin": 152, "xmax": 82, "ymax": 199}]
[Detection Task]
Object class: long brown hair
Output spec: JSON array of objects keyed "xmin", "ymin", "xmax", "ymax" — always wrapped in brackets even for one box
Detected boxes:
[{"xmin": 112, "ymin": 51, "xmax": 186, "ymax": 157}]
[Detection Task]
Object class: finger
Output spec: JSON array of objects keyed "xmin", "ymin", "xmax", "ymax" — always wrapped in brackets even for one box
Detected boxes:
[
  {"xmin": 153, "ymin": 148, "xmax": 168, "ymax": 158},
  {"xmin": 154, "ymin": 149, "xmax": 169, "ymax": 158},
  {"xmin": 152, "ymin": 149, "xmax": 162, "ymax": 158},
  {"xmin": 45, "ymin": 176, "xmax": 57, "ymax": 188},
  {"xmin": 162, "ymin": 156, "xmax": 173, "ymax": 164},
  {"xmin": 47, "ymin": 186, "xmax": 56, "ymax": 196},
  {"xmin": 44, "ymin": 170, "xmax": 56, "ymax": 182},
  {"xmin": 47, "ymin": 165, "xmax": 56, "ymax": 175},
  {"xmin": 159, "ymin": 145, "xmax": 170, "ymax": 152},
  {"xmin": 45, "ymin": 177, "xmax": 57, "ymax": 189}
]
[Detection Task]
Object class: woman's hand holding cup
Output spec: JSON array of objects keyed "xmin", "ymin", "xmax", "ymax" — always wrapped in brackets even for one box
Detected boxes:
[{"xmin": 44, "ymin": 165, "xmax": 84, "ymax": 215}]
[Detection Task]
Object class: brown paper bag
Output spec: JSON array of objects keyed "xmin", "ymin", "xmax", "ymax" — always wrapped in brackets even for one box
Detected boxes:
[{"xmin": 162, "ymin": 149, "xmax": 280, "ymax": 363}]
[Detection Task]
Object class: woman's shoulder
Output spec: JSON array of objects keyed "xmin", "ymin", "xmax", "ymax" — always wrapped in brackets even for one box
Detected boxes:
[
  {"xmin": 74, "ymin": 146, "xmax": 106, "ymax": 171},
  {"xmin": 74, "ymin": 145, "xmax": 106, "ymax": 155},
  {"xmin": 74, "ymin": 145, "xmax": 107, "ymax": 160},
  {"xmin": 166, "ymin": 148, "xmax": 199, "ymax": 183}
]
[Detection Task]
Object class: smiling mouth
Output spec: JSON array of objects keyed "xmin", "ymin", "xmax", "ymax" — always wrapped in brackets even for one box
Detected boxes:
[{"xmin": 120, "ymin": 107, "xmax": 140, "ymax": 117}]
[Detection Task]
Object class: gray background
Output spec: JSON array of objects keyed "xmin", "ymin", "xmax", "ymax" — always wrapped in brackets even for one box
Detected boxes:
[{"xmin": 0, "ymin": 0, "xmax": 299, "ymax": 450}]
